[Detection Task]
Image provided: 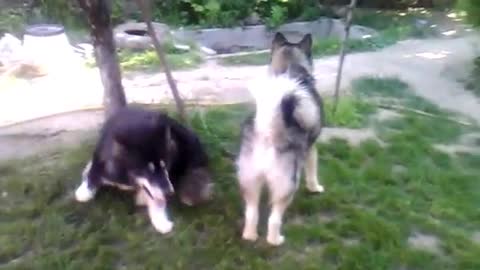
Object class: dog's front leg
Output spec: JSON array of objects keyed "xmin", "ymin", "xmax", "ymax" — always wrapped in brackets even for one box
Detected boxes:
[
  {"xmin": 135, "ymin": 189, "xmax": 148, "ymax": 206},
  {"xmin": 75, "ymin": 160, "xmax": 99, "ymax": 202},
  {"xmin": 147, "ymin": 198, "xmax": 173, "ymax": 234}
]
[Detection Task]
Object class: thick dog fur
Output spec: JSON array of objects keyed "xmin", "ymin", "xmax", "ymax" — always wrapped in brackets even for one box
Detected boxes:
[
  {"xmin": 236, "ymin": 32, "xmax": 324, "ymax": 246},
  {"xmin": 75, "ymin": 107, "xmax": 213, "ymax": 234}
]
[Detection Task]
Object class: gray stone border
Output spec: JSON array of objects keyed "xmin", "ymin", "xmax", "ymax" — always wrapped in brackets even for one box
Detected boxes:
[{"xmin": 113, "ymin": 18, "xmax": 377, "ymax": 53}]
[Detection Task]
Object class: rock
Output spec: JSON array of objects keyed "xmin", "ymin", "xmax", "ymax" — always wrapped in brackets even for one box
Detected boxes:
[
  {"xmin": 114, "ymin": 22, "xmax": 171, "ymax": 50},
  {"xmin": 244, "ymin": 12, "xmax": 262, "ymax": 26},
  {"xmin": 73, "ymin": 43, "xmax": 94, "ymax": 59},
  {"xmin": 173, "ymin": 43, "xmax": 190, "ymax": 52},
  {"xmin": 199, "ymin": 46, "xmax": 216, "ymax": 55},
  {"xmin": 0, "ymin": 33, "xmax": 24, "ymax": 66},
  {"xmin": 408, "ymin": 232, "xmax": 442, "ymax": 255},
  {"xmin": 171, "ymin": 18, "xmax": 378, "ymax": 54}
]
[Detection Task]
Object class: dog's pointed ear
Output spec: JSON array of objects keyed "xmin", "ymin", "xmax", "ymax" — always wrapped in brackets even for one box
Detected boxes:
[
  {"xmin": 272, "ymin": 32, "xmax": 287, "ymax": 51},
  {"xmin": 298, "ymin": 33, "xmax": 313, "ymax": 56}
]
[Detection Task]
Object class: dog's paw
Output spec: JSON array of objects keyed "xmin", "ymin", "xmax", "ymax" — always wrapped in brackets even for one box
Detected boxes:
[
  {"xmin": 152, "ymin": 218, "xmax": 174, "ymax": 234},
  {"xmin": 267, "ymin": 234, "xmax": 285, "ymax": 246},
  {"xmin": 75, "ymin": 181, "xmax": 96, "ymax": 202},
  {"xmin": 242, "ymin": 229, "xmax": 258, "ymax": 242},
  {"xmin": 307, "ymin": 184, "xmax": 325, "ymax": 193}
]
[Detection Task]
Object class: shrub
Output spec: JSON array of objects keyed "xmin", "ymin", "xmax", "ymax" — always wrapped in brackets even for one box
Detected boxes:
[{"xmin": 457, "ymin": 0, "xmax": 480, "ymax": 27}]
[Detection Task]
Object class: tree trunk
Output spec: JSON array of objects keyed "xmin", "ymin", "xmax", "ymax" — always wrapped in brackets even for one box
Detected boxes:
[
  {"xmin": 135, "ymin": 0, "xmax": 186, "ymax": 122},
  {"xmin": 77, "ymin": 0, "xmax": 127, "ymax": 118}
]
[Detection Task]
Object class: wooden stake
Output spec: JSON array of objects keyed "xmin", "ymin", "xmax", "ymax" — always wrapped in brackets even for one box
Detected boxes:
[{"xmin": 332, "ymin": 0, "xmax": 358, "ymax": 114}]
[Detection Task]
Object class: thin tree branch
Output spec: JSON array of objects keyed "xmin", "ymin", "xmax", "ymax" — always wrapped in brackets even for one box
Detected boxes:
[
  {"xmin": 332, "ymin": 0, "xmax": 357, "ymax": 114},
  {"xmin": 134, "ymin": 0, "xmax": 186, "ymax": 122}
]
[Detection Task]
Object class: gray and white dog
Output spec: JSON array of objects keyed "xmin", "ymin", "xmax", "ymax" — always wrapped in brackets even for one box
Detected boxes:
[{"xmin": 236, "ymin": 32, "xmax": 325, "ymax": 246}]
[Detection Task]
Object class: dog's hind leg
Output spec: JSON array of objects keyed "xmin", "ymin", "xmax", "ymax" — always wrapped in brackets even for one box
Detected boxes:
[
  {"xmin": 75, "ymin": 160, "xmax": 101, "ymax": 202},
  {"xmin": 265, "ymin": 160, "xmax": 298, "ymax": 246},
  {"xmin": 238, "ymin": 161, "xmax": 262, "ymax": 242},
  {"xmin": 266, "ymin": 177, "xmax": 296, "ymax": 246},
  {"xmin": 304, "ymin": 148, "xmax": 324, "ymax": 193}
]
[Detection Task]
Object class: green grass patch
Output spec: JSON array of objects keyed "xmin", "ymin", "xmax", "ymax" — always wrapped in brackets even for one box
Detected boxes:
[
  {"xmin": 353, "ymin": 76, "xmax": 444, "ymax": 115},
  {"xmin": 86, "ymin": 42, "xmax": 204, "ymax": 72},
  {"xmin": 0, "ymin": 9, "xmax": 26, "ymax": 35},
  {"xmin": 118, "ymin": 49, "xmax": 203, "ymax": 72},
  {"xmin": 1, "ymin": 82, "xmax": 480, "ymax": 268},
  {"xmin": 219, "ymin": 8, "xmax": 440, "ymax": 67},
  {"xmin": 351, "ymin": 76, "xmax": 478, "ymax": 143},
  {"xmin": 218, "ymin": 52, "xmax": 270, "ymax": 66},
  {"xmin": 219, "ymin": 25, "xmax": 415, "ymax": 67},
  {"xmin": 464, "ymin": 56, "xmax": 480, "ymax": 97},
  {"xmin": 324, "ymin": 97, "xmax": 377, "ymax": 128}
]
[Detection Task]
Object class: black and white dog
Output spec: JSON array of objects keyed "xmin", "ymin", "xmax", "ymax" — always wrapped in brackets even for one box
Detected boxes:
[
  {"xmin": 236, "ymin": 33, "xmax": 325, "ymax": 246},
  {"xmin": 75, "ymin": 107, "xmax": 214, "ymax": 234}
]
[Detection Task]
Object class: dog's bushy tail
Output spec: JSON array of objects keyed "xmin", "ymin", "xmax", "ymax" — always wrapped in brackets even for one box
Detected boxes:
[{"xmin": 247, "ymin": 72, "xmax": 319, "ymax": 132}]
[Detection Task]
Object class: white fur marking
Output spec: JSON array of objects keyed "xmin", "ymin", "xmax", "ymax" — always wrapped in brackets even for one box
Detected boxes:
[
  {"xmin": 135, "ymin": 189, "xmax": 148, "ymax": 206},
  {"xmin": 267, "ymin": 209, "xmax": 285, "ymax": 246},
  {"xmin": 147, "ymin": 198, "xmax": 173, "ymax": 234},
  {"xmin": 136, "ymin": 177, "xmax": 165, "ymax": 202},
  {"xmin": 159, "ymin": 160, "xmax": 174, "ymax": 193},
  {"xmin": 248, "ymin": 75, "xmax": 298, "ymax": 132},
  {"xmin": 75, "ymin": 180, "xmax": 96, "ymax": 202},
  {"xmin": 75, "ymin": 161, "xmax": 96, "ymax": 202},
  {"xmin": 102, "ymin": 179, "xmax": 135, "ymax": 191},
  {"xmin": 247, "ymin": 74, "xmax": 320, "ymax": 133},
  {"xmin": 242, "ymin": 205, "xmax": 259, "ymax": 241},
  {"xmin": 293, "ymin": 91, "xmax": 320, "ymax": 130}
]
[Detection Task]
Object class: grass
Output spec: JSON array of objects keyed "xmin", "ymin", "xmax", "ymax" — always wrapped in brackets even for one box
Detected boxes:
[
  {"xmin": 0, "ymin": 9, "xmax": 26, "ymax": 35},
  {"xmin": 219, "ymin": 8, "xmax": 440, "ymax": 67},
  {"xmin": 464, "ymin": 56, "xmax": 480, "ymax": 97},
  {"xmin": 323, "ymin": 97, "xmax": 376, "ymax": 128},
  {"xmin": 218, "ymin": 53, "xmax": 271, "ymax": 66},
  {"xmin": 86, "ymin": 42, "xmax": 204, "ymax": 72},
  {"xmin": 352, "ymin": 77, "xmax": 445, "ymax": 115},
  {"xmin": 219, "ymin": 25, "xmax": 415, "ymax": 66},
  {"xmin": 118, "ymin": 50, "xmax": 203, "ymax": 72},
  {"xmin": 1, "ymin": 78, "xmax": 480, "ymax": 269}
]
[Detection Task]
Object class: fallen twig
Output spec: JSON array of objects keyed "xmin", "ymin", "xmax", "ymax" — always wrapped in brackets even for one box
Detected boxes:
[
  {"xmin": 374, "ymin": 103, "xmax": 475, "ymax": 127},
  {"xmin": 205, "ymin": 49, "xmax": 270, "ymax": 60}
]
